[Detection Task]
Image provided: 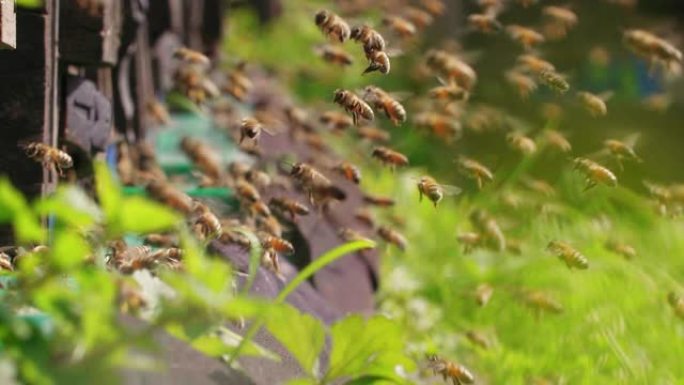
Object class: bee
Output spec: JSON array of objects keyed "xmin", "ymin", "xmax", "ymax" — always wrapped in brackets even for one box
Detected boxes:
[
  {"xmin": 456, "ymin": 156, "xmax": 494, "ymax": 189},
  {"xmin": 333, "ymin": 89, "xmax": 374, "ymax": 125},
  {"xmin": 257, "ymin": 215, "xmax": 283, "ymax": 238},
  {"xmin": 0, "ymin": 252, "xmax": 13, "ymax": 272},
  {"xmin": 174, "ymin": 47, "xmax": 211, "ymax": 66},
  {"xmin": 350, "ymin": 24, "xmax": 386, "ymax": 54},
  {"xmin": 239, "ymin": 117, "xmax": 276, "ymax": 145},
  {"xmin": 538, "ymin": 70, "xmax": 569, "ymax": 93},
  {"xmin": 603, "ymin": 138, "xmax": 642, "ymax": 170},
  {"xmin": 363, "ymin": 193, "xmax": 395, "ymax": 207},
  {"xmin": 261, "ymin": 247, "xmax": 281, "ymax": 275},
  {"xmin": 542, "ymin": 6, "xmax": 578, "ymax": 37},
  {"xmin": 361, "ymin": 86, "xmax": 407, "ymax": 125},
  {"xmin": 289, "ymin": 162, "xmax": 346, "ymax": 205},
  {"xmin": 506, "ymin": 25, "xmax": 545, "ymax": 50},
  {"xmin": 507, "ymin": 132, "xmax": 537, "ymax": 155},
  {"xmin": 377, "ymin": 225, "xmax": 407, "ymax": 251},
  {"xmin": 420, "ymin": 0, "xmax": 445, "ymax": 16},
  {"xmin": 338, "ymin": 227, "xmax": 372, "ymax": 243},
  {"xmin": 218, "ymin": 229, "xmax": 252, "ymax": 250},
  {"xmin": 180, "ymin": 137, "xmax": 223, "ymax": 182},
  {"xmin": 470, "ymin": 210, "xmax": 506, "ymax": 252},
  {"xmin": 425, "ymin": 50, "xmax": 477, "ymax": 90},
  {"xmin": 244, "ymin": 169, "xmax": 272, "ymax": 190},
  {"xmin": 577, "ymin": 91, "xmax": 610, "ymax": 117},
  {"xmin": 468, "ymin": 13, "xmax": 503, "ymax": 34},
  {"xmin": 236, "ymin": 180, "xmax": 261, "ymax": 203},
  {"xmin": 357, "ymin": 125, "xmax": 391, "ymax": 143},
  {"xmin": 667, "ymin": 292, "xmax": 684, "ymax": 319},
  {"xmin": 333, "ymin": 161, "xmax": 362, "ymax": 184},
  {"xmin": 259, "ymin": 232, "xmax": 295, "ymax": 255},
  {"xmin": 403, "ymin": 6, "xmax": 434, "ymax": 30},
  {"xmin": 544, "ymin": 130, "xmax": 572, "ymax": 153},
  {"xmin": 417, "ymin": 176, "xmax": 461, "ymax": 207},
  {"xmin": 382, "ymin": 15, "xmax": 417, "ymax": 39},
  {"xmin": 521, "ymin": 177, "xmax": 556, "ymax": 197},
  {"xmin": 428, "ymin": 79, "xmax": 469, "ymax": 102},
  {"xmin": 642, "ymin": 93, "xmax": 672, "ymax": 113},
  {"xmin": 315, "ymin": 10, "xmax": 351, "ymax": 42},
  {"xmin": 516, "ymin": 54, "xmax": 556, "ymax": 73},
  {"xmin": 623, "ymin": 29, "xmax": 682, "ymax": 72},
  {"xmin": 371, "ymin": 146, "xmax": 409, "ymax": 169},
  {"xmin": 505, "ymin": 70, "xmax": 537, "ymax": 99},
  {"xmin": 117, "ymin": 279, "xmax": 147, "ymax": 314},
  {"xmin": 573, "ymin": 157, "xmax": 617, "ymax": 190},
  {"xmin": 547, "ymin": 240, "xmax": 589, "ymax": 269},
  {"xmin": 146, "ymin": 100, "xmax": 171, "ymax": 125},
  {"xmin": 319, "ymin": 111, "xmax": 353, "ymax": 132},
  {"xmin": 143, "ymin": 233, "xmax": 178, "ymax": 248},
  {"xmin": 225, "ymin": 62, "xmax": 252, "ymax": 102},
  {"xmin": 22, "ymin": 142, "xmax": 73, "ymax": 176},
  {"xmin": 426, "ymin": 355, "xmax": 475, "ymax": 385},
  {"xmin": 414, "ymin": 113, "xmax": 463, "ymax": 143},
  {"xmin": 465, "ymin": 330, "xmax": 490, "ymax": 349},
  {"xmin": 523, "ymin": 290, "xmax": 564, "ymax": 315},
  {"xmin": 249, "ymin": 200, "xmax": 272, "ymax": 218},
  {"xmin": 313, "ymin": 44, "xmax": 354, "ymax": 66},
  {"xmin": 605, "ymin": 240, "xmax": 636, "ymax": 260},
  {"xmin": 354, "ymin": 208, "xmax": 376, "ymax": 228},
  {"xmin": 192, "ymin": 202, "xmax": 222, "ymax": 241},
  {"xmin": 146, "ymin": 180, "xmax": 194, "ymax": 215},
  {"xmin": 363, "ymin": 49, "xmax": 392, "ymax": 75},
  {"xmin": 458, "ymin": 232, "xmax": 483, "ymax": 254},
  {"xmin": 269, "ymin": 197, "xmax": 310, "ymax": 220},
  {"xmin": 110, "ymin": 244, "xmax": 153, "ymax": 274},
  {"xmin": 475, "ymin": 283, "xmax": 494, "ymax": 306}
]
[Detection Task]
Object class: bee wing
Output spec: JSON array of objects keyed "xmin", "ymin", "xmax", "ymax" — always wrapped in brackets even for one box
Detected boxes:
[
  {"xmin": 622, "ymin": 132, "xmax": 641, "ymax": 148},
  {"xmin": 389, "ymin": 91, "xmax": 413, "ymax": 101},
  {"xmin": 440, "ymin": 184, "xmax": 463, "ymax": 196},
  {"xmin": 584, "ymin": 147, "xmax": 611, "ymax": 160},
  {"xmin": 385, "ymin": 47, "xmax": 405, "ymax": 58},
  {"xmin": 597, "ymin": 90, "xmax": 615, "ymax": 101},
  {"xmin": 261, "ymin": 125, "xmax": 280, "ymax": 136}
]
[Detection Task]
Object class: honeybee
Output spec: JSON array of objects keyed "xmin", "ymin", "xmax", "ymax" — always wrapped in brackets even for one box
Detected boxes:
[
  {"xmin": 505, "ymin": 70, "xmax": 537, "ymax": 99},
  {"xmin": 143, "ymin": 233, "xmax": 179, "ymax": 248},
  {"xmin": 236, "ymin": 180, "xmax": 261, "ymax": 203},
  {"xmin": 428, "ymin": 79, "xmax": 469, "ymax": 102},
  {"xmin": 261, "ymin": 247, "xmax": 281, "ymax": 275},
  {"xmin": 338, "ymin": 227, "xmax": 372, "ymax": 243},
  {"xmin": 573, "ymin": 157, "xmax": 617, "ymax": 190},
  {"xmin": 315, "ymin": 10, "xmax": 351, "ymax": 42},
  {"xmin": 417, "ymin": 176, "xmax": 461, "ymax": 207},
  {"xmin": 239, "ymin": 117, "xmax": 276, "ymax": 144},
  {"xmin": 22, "ymin": 142, "xmax": 73, "ymax": 176},
  {"xmin": 354, "ymin": 208, "xmax": 376, "ymax": 228},
  {"xmin": 420, "ymin": 0, "xmax": 445, "ymax": 16},
  {"xmin": 506, "ymin": 25, "xmax": 545, "ymax": 50},
  {"xmin": 456, "ymin": 156, "xmax": 494, "ymax": 189},
  {"xmin": 314, "ymin": 44, "xmax": 354, "ymax": 66},
  {"xmin": 413, "ymin": 113, "xmax": 463, "ymax": 143},
  {"xmin": 623, "ymin": 29, "xmax": 682, "ymax": 72},
  {"xmin": 180, "ymin": 137, "xmax": 223, "ymax": 182},
  {"xmin": 146, "ymin": 180, "xmax": 194, "ymax": 215},
  {"xmin": 319, "ymin": 111, "xmax": 353, "ymax": 132},
  {"xmin": 361, "ymin": 86, "xmax": 407, "ymax": 125},
  {"xmin": 109, "ymin": 244, "xmax": 155, "ymax": 274},
  {"xmin": 605, "ymin": 240, "xmax": 636, "ymax": 260},
  {"xmin": 363, "ymin": 193, "xmax": 396, "ymax": 207},
  {"xmin": 333, "ymin": 161, "xmax": 362, "ymax": 184},
  {"xmin": 426, "ymin": 355, "xmax": 475, "ymax": 385},
  {"xmin": 458, "ymin": 232, "xmax": 483, "ymax": 254},
  {"xmin": 350, "ymin": 24, "xmax": 386, "ymax": 53},
  {"xmin": 363, "ymin": 49, "xmax": 392, "ymax": 75},
  {"xmin": 192, "ymin": 202, "xmax": 222, "ymax": 241},
  {"xmin": 334, "ymin": 89, "xmax": 374, "ymax": 125},
  {"xmin": 0, "ymin": 252, "xmax": 13, "ymax": 272},
  {"xmin": 475, "ymin": 283, "xmax": 494, "ymax": 306},
  {"xmin": 257, "ymin": 215, "xmax": 283, "ymax": 238},
  {"xmin": 174, "ymin": 47, "xmax": 210, "ymax": 66},
  {"xmin": 371, "ymin": 146, "xmax": 409, "ymax": 169},
  {"xmin": 382, "ymin": 15, "xmax": 417, "ymax": 39},
  {"xmin": 249, "ymin": 200, "xmax": 272, "ymax": 218},
  {"xmin": 507, "ymin": 132, "xmax": 537, "ymax": 155},
  {"xmin": 642, "ymin": 93, "xmax": 672, "ymax": 113},
  {"xmin": 218, "ymin": 229, "xmax": 252, "ymax": 250},
  {"xmin": 225, "ymin": 62, "xmax": 252, "ymax": 102},
  {"xmin": 377, "ymin": 225, "xmax": 407, "ymax": 251},
  {"xmin": 244, "ymin": 169, "xmax": 272, "ymax": 190},
  {"xmin": 544, "ymin": 130, "xmax": 572, "ymax": 153},
  {"xmin": 425, "ymin": 50, "xmax": 477, "ymax": 90},
  {"xmin": 523, "ymin": 290, "xmax": 564, "ymax": 315},
  {"xmin": 468, "ymin": 13, "xmax": 503, "ymax": 34},
  {"xmin": 269, "ymin": 197, "xmax": 310, "ymax": 220},
  {"xmin": 538, "ymin": 70, "xmax": 569, "ymax": 93},
  {"xmin": 577, "ymin": 91, "xmax": 610, "ymax": 117},
  {"xmin": 547, "ymin": 240, "xmax": 588, "ymax": 269},
  {"xmin": 259, "ymin": 232, "xmax": 295, "ymax": 255},
  {"xmin": 521, "ymin": 177, "xmax": 556, "ymax": 197},
  {"xmin": 603, "ymin": 137, "xmax": 642, "ymax": 170},
  {"xmin": 357, "ymin": 125, "xmax": 391, "ymax": 143},
  {"xmin": 516, "ymin": 54, "xmax": 556, "ymax": 73},
  {"xmin": 289, "ymin": 162, "xmax": 346, "ymax": 205},
  {"xmin": 146, "ymin": 100, "xmax": 171, "ymax": 125},
  {"xmin": 470, "ymin": 210, "xmax": 506, "ymax": 252},
  {"xmin": 403, "ymin": 6, "xmax": 434, "ymax": 30},
  {"xmin": 542, "ymin": 6, "xmax": 578, "ymax": 38},
  {"xmin": 667, "ymin": 292, "xmax": 684, "ymax": 319},
  {"xmin": 465, "ymin": 330, "xmax": 491, "ymax": 349}
]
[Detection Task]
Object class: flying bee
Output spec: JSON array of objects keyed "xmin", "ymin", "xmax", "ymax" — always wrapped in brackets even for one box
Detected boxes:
[
  {"xmin": 269, "ymin": 197, "xmax": 310, "ymax": 220},
  {"xmin": 320, "ymin": 110, "xmax": 354, "ymax": 132},
  {"xmin": 573, "ymin": 157, "xmax": 617, "ymax": 190},
  {"xmin": 382, "ymin": 15, "xmax": 417, "ymax": 39},
  {"xmin": 249, "ymin": 200, "xmax": 272, "ymax": 218},
  {"xmin": 192, "ymin": 202, "xmax": 222, "ymax": 241},
  {"xmin": 547, "ymin": 240, "xmax": 589, "ymax": 269},
  {"xmin": 457, "ymin": 232, "xmax": 483, "ymax": 254},
  {"xmin": 420, "ymin": 0, "xmax": 446, "ymax": 15},
  {"xmin": 603, "ymin": 137, "xmax": 642, "ymax": 170},
  {"xmin": 143, "ymin": 233, "xmax": 179, "ymax": 248},
  {"xmin": 350, "ymin": 24, "xmax": 386, "ymax": 54},
  {"xmin": 146, "ymin": 180, "xmax": 194, "ymax": 215},
  {"xmin": 338, "ymin": 227, "xmax": 372, "ymax": 243},
  {"xmin": 257, "ymin": 215, "xmax": 283, "ymax": 238},
  {"xmin": 465, "ymin": 330, "xmax": 491, "ymax": 349},
  {"xmin": 523, "ymin": 290, "xmax": 564, "ymax": 315},
  {"xmin": 261, "ymin": 247, "xmax": 281, "ymax": 275},
  {"xmin": 642, "ymin": 93, "xmax": 672, "ymax": 113},
  {"xmin": 667, "ymin": 292, "xmax": 684, "ymax": 320},
  {"xmin": 516, "ymin": 54, "xmax": 556, "ymax": 73},
  {"xmin": 605, "ymin": 240, "xmax": 636, "ymax": 260},
  {"xmin": 22, "ymin": 142, "xmax": 73, "ymax": 176},
  {"xmin": 425, "ymin": 49, "xmax": 477, "ymax": 90},
  {"xmin": 180, "ymin": 137, "xmax": 223, "ymax": 182},
  {"xmin": 542, "ymin": 6, "xmax": 578, "ymax": 37},
  {"xmin": 174, "ymin": 47, "xmax": 210, "ymax": 66},
  {"xmin": 416, "ymin": 176, "xmax": 461, "ymax": 207},
  {"xmin": 218, "ymin": 229, "xmax": 252, "ymax": 250},
  {"xmin": 259, "ymin": 232, "xmax": 295, "ymax": 255},
  {"xmin": 315, "ymin": 10, "xmax": 351, "ymax": 42},
  {"xmin": 623, "ymin": 29, "xmax": 682, "ymax": 72},
  {"xmin": 357, "ymin": 125, "xmax": 390, "ymax": 143},
  {"xmin": 333, "ymin": 161, "xmax": 362, "ymax": 184},
  {"xmin": 456, "ymin": 156, "xmax": 494, "ymax": 189},
  {"xmin": 244, "ymin": 169, "xmax": 272, "ymax": 190},
  {"xmin": 505, "ymin": 70, "xmax": 537, "ymax": 99},
  {"xmin": 314, "ymin": 44, "xmax": 354, "ymax": 66},
  {"xmin": 506, "ymin": 25, "xmax": 545, "ymax": 50},
  {"xmin": 354, "ymin": 208, "xmax": 376, "ymax": 228},
  {"xmin": 507, "ymin": 132, "xmax": 537, "ymax": 155},
  {"xmin": 403, "ymin": 6, "xmax": 433, "ymax": 30},
  {"xmin": 429, "ymin": 78, "xmax": 469, "ymax": 102},
  {"xmin": 538, "ymin": 70, "xmax": 569, "ymax": 93},
  {"xmin": 371, "ymin": 146, "xmax": 409, "ymax": 169},
  {"xmin": 334, "ymin": 89, "xmax": 374, "ymax": 125},
  {"xmin": 363, "ymin": 193, "xmax": 396, "ymax": 207},
  {"xmin": 377, "ymin": 225, "xmax": 407, "ymax": 251},
  {"xmin": 361, "ymin": 86, "xmax": 407, "ymax": 125},
  {"xmin": 544, "ymin": 130, "xmax": 572, "ymax": 153},
  {"xmin": 146, "ymin": 100, "xmax": 171, "ymax": 125},
  {"xmin": 468, "ymin": 13, "xmax": 503, "ymax": 34},
  {"xmin": 426, "ymin": 355, "xmax": 475, "ymax": 385},
  {"xmin": 521, "ymin": 177, "xmax": 556, "ymax": 197},
  {"xmin": 474, "ymin": 283, "xmax": 494, "ymax": 306},
  {"xmin": 363, "ymin": 49, "xmax": 391, "ymax": 75},
  {"xmin": 414, "ymin": 113, "xmax": 463, "ymax": 143},
  {"xmin": 239, "ymin": 117, "xmax": 276, "ymax": 145},
  {"xmin": 577, "ymin": 91, "xmax": 611, "ymax": 117},
  {"xmin": 470, "ymin": 210, "xmax": 506, "ymax": 252},
  {"xmin": 235, "ymin": 180, "xmax": 261, "ymax": 203},
  {"xmin": 289, "ymin": 162, "xmax": 346, "ymax": 205},
  {"xmin": 225, "ymin": 62, "xmax": 252, "ymax": 102}
]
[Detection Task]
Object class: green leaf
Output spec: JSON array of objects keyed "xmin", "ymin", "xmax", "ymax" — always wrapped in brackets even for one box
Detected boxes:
[
  {"xmin": 265, "ymin": 304, "xmax": 325, "ymax": 377},
  {"xmin": 33, "ymin": 186, "xmax": 101, "ymax": 229},
  {"xmin": 51, "ymin": 231, "xmax": 91, "ymax": 270},
  {"xmin": 0, "ymin": 179, "xmax": 43, "ymax": 243},
  {"xmin": 285, "ymin": 379, "xmax": 317, "ymax": 385},
  {"xmin": 166, "ymin": 91, "xmax": 205, "ymax": 115},
  {"xmin": 118, "ymin": 197, "xmax": 181, "ymax": 234},
  {"xmin": 16, "ymin": 0, "xmax": 43, "ymax": 9},
  {"xmin": 171, "ymin": 325, "xmax": 280, "ymax": 362},
  {"xmin": 94, "ymin": 161, "xmax": 122, "ymax": 221}
]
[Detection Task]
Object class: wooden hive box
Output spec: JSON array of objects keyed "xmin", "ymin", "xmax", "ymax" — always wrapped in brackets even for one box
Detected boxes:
[
  {"xmin": 0, "ymin": 0, "xmax": 16, "ymax": 49},
  {"xmin": 60, "ymin": 0, "xmax": 122, "ymax": 66}
]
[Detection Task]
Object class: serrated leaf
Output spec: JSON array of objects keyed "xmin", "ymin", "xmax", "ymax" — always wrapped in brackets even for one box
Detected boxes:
[
  {"xmin": 181, "ymin": 326, "xmax": 280, "ymax": 362},
  {"xmin": 118, "ymin": 197, "xmax": 181, "ymax": 234},
  {"xmin": 265, "ymin": 304, "xmax": 325, "ymax": 377}
]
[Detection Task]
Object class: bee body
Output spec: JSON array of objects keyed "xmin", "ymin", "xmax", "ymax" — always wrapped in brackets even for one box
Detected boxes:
[
  {"xmin": 505, "ymin": 70, "xmax": 537, "ymax": 99},
  {"xmin": 524, "ymin": 290, "xmax": 564, "ymax": 314},
  {"xmin": 146, "ymin": 180, "xmax": 194, "ymax": 215},
  {"xmin": 426, "ymin": 355, "xmax": 474, "ymax": 385},
  {"xmin": 22, "ymin": 142, "xmax": 73, "ymax": 175},
  {"xmin": 573, "ymin": 157, "xmax": 617, "ymax": 190},
  {"xmin": 382, "ymin": 15, "xmax": 417, "ymax": 39},
  {"xmin": 270, "ymin": 197, "xmax": 310, "ymax": 220},
  {"xmin": 350, "ymin": 25, "xmax": 386, "ymax": 53},
  {"xmin": 425, "ymin": 50, "xmax": 477, "ymax": 90},
  {"xmin": 315, "ymin": 44, "xmax": 354, "ymax": 66},
  {"xmin": 315, "ymin": 10, "xmax": 351, "ymax": 42},
  {"xmin": 457, "ymin": 157, "xmax": 494, "ymax": 189},
  {"xmin": 507, "ymin": 25, "xmax": 545, "ymax": 50},
  {"xmin": 545, "ymin": 130, "xmax": 572, "ymax": 153},
  {"xmin": 180, "ymin": 137, "xmax": 222, "ymax": 182},
  {"xmin": 475, "ymin": 283, "xmax": 494, "ymax": 306},
  {"xmin": 290, "ymin": 163, "xmax": 346, "ymax": 204},
  {"xmin": 363, "ymin": 50, "xmax": 391, "ymax": 75},
  {"xmin": 507, "ymin": 132, "xmax": 537, "ymax": 155},
  {"xmin": 539, "ymin": 70, "xmax": 569, "ymax": 93},
  {"xmin": 333, "ymin": 162, "xmax": 362, "ymax": 184},
  {"xmin": 362, "ymin": 86, "xmax": 406, "ymax": 125},
  {"xmin": 458, "ymin": 232, "xmax": 483, "ymax": 254},
  {"xmin": 577, "ymin": 91, "xmax": 608, "ymax": 116},
  {"xmin": 377, "ymin": 225, "xmax": 407, "ymax": 251},
  {"xmin": 417, "ymin": 176, "xmax": 461, "ymax": 207},
  {"xmin": 371, "ymin": 146, "xmax": 409, "ymax": 169},
  {"xmin": 363, "ymin": 194, "xmax": 395, "ymax": 207},
  {"xmin": 547, "ymin": 240, "xmax": 589, "ymax": 269},
  {"xmin": 334, "ymin": 89, "xmax": 374, "ymax": 125},
  {"xmin": 468, "ymin": 13, "xmax": 503, "ymax": 34},
  {"xmin": 403, "ymin": 7, "xmax": 433, "ymax": 30},
  {"xmin": 470, "ymin": 210, "xmax": 505, "ymax": 252},
  {"xmin": 357, "ymin": 125, "xmax": 390, "ymax": 143},
  {"xmin": 174, "ymin": 47, "xmax": 210, "ymax": 66},
  {"xmin": 260, "ymin": 232, "xmax": 295, "ymax": 255}
]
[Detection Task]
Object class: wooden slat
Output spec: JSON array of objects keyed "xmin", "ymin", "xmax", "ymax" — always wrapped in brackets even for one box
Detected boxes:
[
  {"xmin": 59, "ymin": 0, "xmax": 122, "ymax": 66},
  {"xmin": 0, "ymin": 0, "xmax": 16, "ymax": 49}
]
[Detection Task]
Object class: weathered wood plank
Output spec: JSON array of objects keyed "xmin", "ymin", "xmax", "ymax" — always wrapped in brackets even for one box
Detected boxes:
[
  {"xmin": 60, "ymin": 0, "xmax": 122, "ymax": 66},
  {"xmin": 0, "ymin": 0, "xmax": 16, "ymax": 49}
]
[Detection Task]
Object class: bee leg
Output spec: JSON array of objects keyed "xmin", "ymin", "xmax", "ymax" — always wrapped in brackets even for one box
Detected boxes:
[
  {"xmin": 418, "ymin": 186, "xmax": 423, "ymax": 202},
  {"xmin": 352, "ymin": 112, "xmax": 359, "ymax": 126},
  {"xmin": 476, "ymin": 177, "xmax": 483, "ymax": 190},
  {"xmin": 583, "ymin": 180, "xmax": 596, "ymax": 192}
]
